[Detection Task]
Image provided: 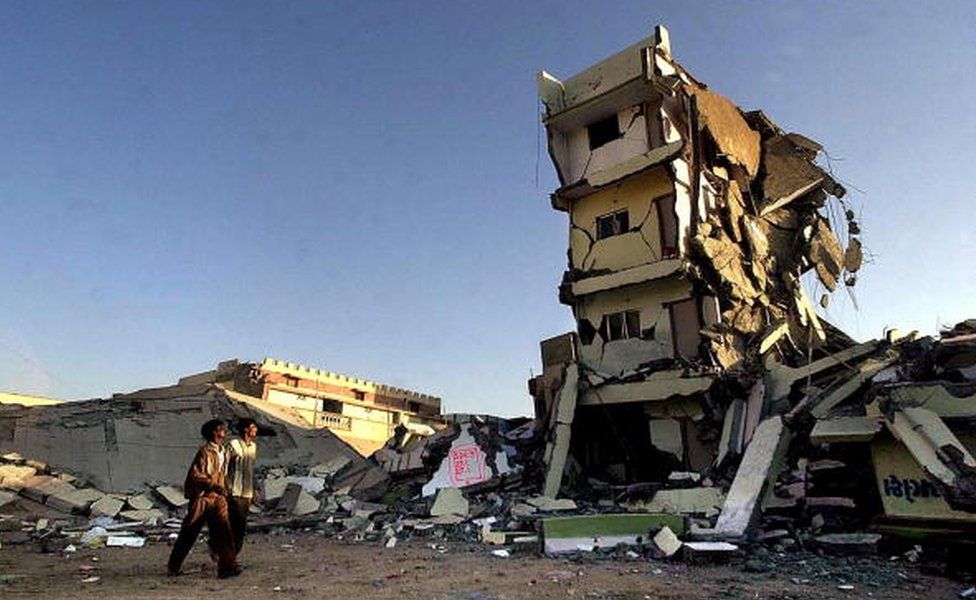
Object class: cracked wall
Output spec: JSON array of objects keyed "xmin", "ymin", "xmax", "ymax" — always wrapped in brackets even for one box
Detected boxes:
[
  {"xmin": 575, "ymin": 277, "xmax": 693, "ymax": 376},
  {"xmin": 568, "ymin": 168, "xmax": 674, "ymax": 274}
]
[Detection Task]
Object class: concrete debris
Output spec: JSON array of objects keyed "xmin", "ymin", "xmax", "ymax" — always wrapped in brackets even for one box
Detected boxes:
[
  {"xmin": 0, "ymin": 378, "xmax": 384, "ymax": 499},
  {"xmin": 105, "ymin": 535, "xmax": 146, "ymax": 548},
  {"xmin": 153, "ymin": 485, "xmax": 188, "ymax": 508},
  {"xmin": 651, "ymin": 525, "xmax": 683, "ymax": 558},
  {"xmin": 541, "ymin": 513, "xmax": 684, "ymax": 555},
  {"xmin": 813, "ymin": 533, "xmax": 881, "ymax": 556},
  {"xmin": 279, "ymin": 483, "xmax": 320, "ymax": 516},
  {"xmin": 512, "ymin": 25, "xmax": 976, "ymax": 571},
  {"xmin": 429, "ymin": 487, "xmax": 469, "ymax": 518},
  {"xmin": 89, "ymin": 496, "xmax": 125, "ymax": 518},
  {"xmin": 631, "ymin": 487, "xmax": 725, "ymax": 517}
]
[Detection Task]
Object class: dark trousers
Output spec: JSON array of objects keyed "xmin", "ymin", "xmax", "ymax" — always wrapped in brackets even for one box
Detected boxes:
[
  {"xmin": 228, "ymin": 496, "xmax": 251, "ymax": 554},
  {"xmin": 167, "ymin": 492, "xmax": 238, "ymax": 575}
]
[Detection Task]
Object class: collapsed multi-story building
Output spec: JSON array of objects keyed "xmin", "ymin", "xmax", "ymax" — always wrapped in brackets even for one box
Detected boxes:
[
  {"xmin": 529, "ymin": 26, "xmax": 976, "ymax": 542},
  {"xmin": 529, "ymin": 25, "xmax": 863, "ymax": 496}
]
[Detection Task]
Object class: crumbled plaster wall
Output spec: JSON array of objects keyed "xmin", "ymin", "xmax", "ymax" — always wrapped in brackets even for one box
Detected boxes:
[
  {"xmin": 566, "ymin": 105, "xmax": 649, "ymax": 183},
  {"xmin": 575, "ymin": 277, "xmax": 693, "ymax": 376}
]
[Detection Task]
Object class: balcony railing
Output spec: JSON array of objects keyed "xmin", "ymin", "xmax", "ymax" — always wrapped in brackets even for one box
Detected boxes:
[{"xmin": 314, "ymin": 411, "xmax": 352, "ymax": 431}]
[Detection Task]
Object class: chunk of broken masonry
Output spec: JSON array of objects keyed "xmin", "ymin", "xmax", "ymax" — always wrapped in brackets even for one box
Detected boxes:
[
  {"xmin": 682, "ymin": 541, "xmax": 740, "ymax": 564},
  {"xmin": 154, "ymin": 485, "xmax": 188, "ymax": 508},
  {"xmin": 430, "ymin": 487, "xmax": 469, "ymax": 517},
  {"xmin": 813, "ymin": 533, "xmax": 881, "ymax": 556},
  {"xmin": 694, "ymin": 417, "xmax": 787, "ymax": 540},
  {"xmin": 279, "ymin": 482, "xmax": 319, "ymax": 516},
  {"xmin": 525, "ymin": 496, "xmax": 577, "ymax": 512},
  {"xmin": 89, "ymin": 495, "xmax": 125, "ymax": 518},
  {"xmin": 652, "ymin": 526, "xmax": 683, "ymax": 558}
]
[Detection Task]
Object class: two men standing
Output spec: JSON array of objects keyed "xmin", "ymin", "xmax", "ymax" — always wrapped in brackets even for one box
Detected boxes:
[{"xmin": 167, "ymin": 418, "xmax": 258, "ymax": 578}]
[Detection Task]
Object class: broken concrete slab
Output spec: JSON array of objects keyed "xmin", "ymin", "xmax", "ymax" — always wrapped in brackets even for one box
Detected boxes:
[
  {"xmin": 525, "ymin": 496, "xmax": 577, "ymax": 512},
  {"xmin": 308, "ymin": 456, "xmax": 352, "ymax": 478},
  {"xmin": 279, "ymin": 482, "xmax": 320, "ymax": 516},
  {"xmin": 46, "ymin": 487, "xmax": 103, "ymax": 514},
  {"xmin": 652, "ymin": 525, "xmax": 683, "ymax": 558},
  {"xmin": 430, "ymin": 487, "xmax": 469, "ymax": 518},
  {"xmin": 126, "ymin": 494, "xmax": 154, "ymax": 511},
  {"xmin": 541, "ymin": 513, "xmax": 684, "ymax": 555},
  {"xmin": 541, "ymin": 364, "xmax": 578, "ymax": 498},
  {"xmin": 810, "ymin": 416, "xmax": 883, "ymax": 444},
  {"xmin": 631, "ymin": 487, "xmax": 725, "ymax": 517},
  {"xmin": 813, "ymin": 533, "xmax": 881, "ymax": 556},
  {"xmin": 695, "ymin": 417, "xmax": 788, "ymax": 540},
  {"xmin": 682, "ymin": 541, "xmax": 740, "ymax": 564},
  {"xmin": 153, "ymin": 485, "xmax": 188, "ymax": 508},
  {"xmin": 89, "ymin": 495, "xmax": 125, "ymax": 518},
  {"xmin": 118, "ymin": 509, "xmax": 165, "ymax": 524}
]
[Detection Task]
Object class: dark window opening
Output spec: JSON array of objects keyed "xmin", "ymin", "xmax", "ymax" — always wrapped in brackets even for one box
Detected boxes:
[
  {"xmin": 407, "ymin": 401, "xmax": 421, "ymax": 413},
  {"xmin": 596, "ymin": 210, "xmax": 629, "ymax": 240},
  {"xmin": 668, "ymin": 298, "xmax": 702, "ymax": 359},
  {"xmin": 352, "ymin": 390, "xmax": 365, "ymax": 401},
  {"xmin": 600, "ymin": 310, "xmax": 641, "ymax": 342},
  {"xmin": 320, "ymin": 398, "xmax": 343, "ymax": 414},
  {"xmin": 655, "ymin": 195, "xmax": 679, "ymax": 258},
  {"xmin": 587, "ymin": 114, "xmax": 621, "ymax": 150},
  {"xmin": 578, "ymin": 319, "xmax": 597, "ymax": 345}
]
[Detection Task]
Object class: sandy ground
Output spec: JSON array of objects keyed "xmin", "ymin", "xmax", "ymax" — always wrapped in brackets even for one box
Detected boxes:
[{"xmin": 0, "ymin": 531, "xmax": 966, "ymax": 599}]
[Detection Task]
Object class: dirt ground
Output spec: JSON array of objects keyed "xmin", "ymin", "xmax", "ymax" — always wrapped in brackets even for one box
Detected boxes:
[{"xmin": 0, "ymin": 531, "xmax": 966, "ymax": 599}]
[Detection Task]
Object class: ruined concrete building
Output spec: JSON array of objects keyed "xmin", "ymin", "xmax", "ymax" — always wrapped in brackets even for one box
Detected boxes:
[
  {"xmin": 530, "ymin": 26, "xmax": 860, "ymax": 494},
  {"xmin": 531, "ymin": 25, "xmax": 860, "ymax": 496},
  {"xmin": 528, "ymin": 26, "xmax": 975, "ymax": 541},
  {"xmin": 180, "ymin": 359, "xmax": 444, "ymax": 456}
]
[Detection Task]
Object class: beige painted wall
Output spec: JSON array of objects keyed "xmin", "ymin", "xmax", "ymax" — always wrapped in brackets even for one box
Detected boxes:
[
  {"xmin": 565, "ymin": 105, "xmax": 650, "ymax": 184},
  {"xmin": 569, "ymin": 167, "xmax": 674, "ymax": 273},
  {"xmin": 576, "ymin": 276, "xmax": 693, "ymax": 375}
]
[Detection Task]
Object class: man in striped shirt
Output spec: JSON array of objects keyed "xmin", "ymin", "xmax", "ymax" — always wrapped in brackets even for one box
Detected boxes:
[{"xmin": 226, "ymin": 418, "xmax": 258, "ymax": 554}]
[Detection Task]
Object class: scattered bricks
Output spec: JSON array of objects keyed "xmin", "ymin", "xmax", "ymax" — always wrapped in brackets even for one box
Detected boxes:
[
  {"xmin": 430, "ymin": 487, "xmax": 469, "ymax": 518},
  {"xmin": 90, "ymin": 495, "xmax": 125, "ymax": 518},
  {"xmin": 652, "ymin": 526, "xmax": 683, "ymax": 558},
  {"xmin": 126, "ymin": 494, "xmax": 154, "ymax": 511},
  {"xmin": 154, "ymin": 485, "xmax": 188, "ymax": 508},
  {"xmin": 813, "ymin": 533, "xmax": 881, "ymax": 556}
]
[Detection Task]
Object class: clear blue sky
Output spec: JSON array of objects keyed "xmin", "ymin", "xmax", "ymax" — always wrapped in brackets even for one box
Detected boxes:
[{"xmin": 0, "ymin": 2, "xmax": 973, "ymax": 415}]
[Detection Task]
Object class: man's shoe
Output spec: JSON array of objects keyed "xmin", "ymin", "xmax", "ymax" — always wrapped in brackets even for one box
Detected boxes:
[
  {"xmin": 167, "ymin": 568, "xmax": 182, "ymax": 577},
  {"xmin": 217, "ymin": 566, "xmax": 242, "ymax": 579}
]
